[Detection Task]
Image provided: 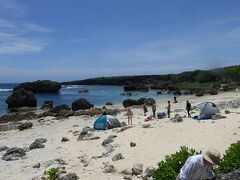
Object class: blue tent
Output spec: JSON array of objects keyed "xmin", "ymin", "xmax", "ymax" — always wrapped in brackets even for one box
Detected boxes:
[{"xmin": 93, "ymin": 115, "xmax": 121, "ymax": 130}]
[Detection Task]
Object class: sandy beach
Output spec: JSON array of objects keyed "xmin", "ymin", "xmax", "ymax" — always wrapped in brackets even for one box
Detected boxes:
[{"xmin": 0, "ymin": 91, "xmax": 240, "ymax": 180}]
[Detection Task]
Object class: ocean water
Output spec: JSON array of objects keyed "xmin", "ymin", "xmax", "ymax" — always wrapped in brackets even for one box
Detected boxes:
[{"xmin": 0, "ymin": 83, "xmax": 173, "ymax": 116}]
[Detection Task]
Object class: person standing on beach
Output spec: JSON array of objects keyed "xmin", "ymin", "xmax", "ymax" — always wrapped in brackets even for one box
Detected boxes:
[
  {"xmin": 127, "ymin": 107, "xmax": 133, "ymax": 125},
  {"xmin": 167, "ymin": 101, "xmax": 171, "ymax": 118},
  {"xmin": 174, "ymin": 96, "xmax": 178, "ymax": 103},
  {"xmin": 176, "ymin": 148, "xmax": 221, "ymax": 180},
  {"xmin": 186, "ymin": 100, "xmax": 192, "ymax": 118},
  {"xmin": 152, "ymin": 103, "xmax": 156, "ymax": 118},
  {"xmin": 142, "ymin": 103, "xmax": 148, "ymax": 116}
]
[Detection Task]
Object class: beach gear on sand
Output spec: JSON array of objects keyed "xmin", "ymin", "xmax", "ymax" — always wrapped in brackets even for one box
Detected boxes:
[
  {"xmin": 194, "ymin": 102, "xmax": 220, "ymax": 120},
  {"xmin": 144, "ymin": 115, "xmax": 153, "ymax": 121},
  {"xmin": 157, "ymin": 112, "xmax": 166, "ymax": 119},
  {"xmin": 93, "ymin": 115, "xmax": 121, "ymax": 130}
]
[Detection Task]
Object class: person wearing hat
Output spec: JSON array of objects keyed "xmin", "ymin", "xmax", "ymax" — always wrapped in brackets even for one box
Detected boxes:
[{"xmin": 176, "ymin": 148, "xmax": 221, "ymax": 180}]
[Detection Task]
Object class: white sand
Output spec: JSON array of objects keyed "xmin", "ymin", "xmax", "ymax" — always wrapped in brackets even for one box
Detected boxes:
[{"xmin": 0, "ymin": 91, "xmax": 240, "ymax": 180}]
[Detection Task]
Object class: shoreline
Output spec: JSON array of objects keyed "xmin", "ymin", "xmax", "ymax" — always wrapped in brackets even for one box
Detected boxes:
[{"xmin": 0, "ymin": 91, "xmax": 239, "ymax": 179}]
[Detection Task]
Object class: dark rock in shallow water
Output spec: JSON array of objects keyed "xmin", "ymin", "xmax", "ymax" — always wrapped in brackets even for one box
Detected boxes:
[
  {"xmin": 78, "ymin": 89, "xmax": 89, "ymax": 93},
  {"xmin": 51, "ymin": 104, "xmax": 71, "ymax": 113},
  {"xmin": 72, "ymin": 98, "xmax": 94, "ymax": 111},
  {"xmin": 41, "ymin": 101, "xmax": 53, "ymax": 109},
  {"xmin": 14, "ymin": 80, "xmax": 61, "ymax": 93},
  {"xmin": 18, "ymin": 122, "xmax": 33, "ymax": 131},
  {"xmin": 124, "ymin": 85, "xmax": 138, "ymax": 91},
  {"xmin": 1, "ymin": 147, "xmax": 26, "ymax": 161},
  {"xmin": 6, "ymin": 88, "xmax": 37, "ymax": 109},
  {"xmin": 106, "ymin": 102, "xmax": 113, "ymax": 105}
]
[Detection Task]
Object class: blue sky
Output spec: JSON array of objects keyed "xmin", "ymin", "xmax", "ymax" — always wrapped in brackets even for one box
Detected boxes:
[{"xmin": 0, "ymin": 0, "xmax": 240, "ymax": 83}]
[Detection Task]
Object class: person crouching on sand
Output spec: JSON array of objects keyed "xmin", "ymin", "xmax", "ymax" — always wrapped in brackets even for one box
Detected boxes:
[
  {"xmin": 127, "ymin": 107, "xmax": 133, "ymax": 125},
  {"xmin": 176, "ymin": 148, "xmax": 221, "ymax": 180}
]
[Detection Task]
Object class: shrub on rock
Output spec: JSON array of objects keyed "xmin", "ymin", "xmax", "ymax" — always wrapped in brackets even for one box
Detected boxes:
[
  {"xmin": 14, "ymin": 80, "xmax": 61, "ymax": 93},
  {"xmin": 153, "ymin": 146, "xmax": 201, "ymax": 180},
  {"xmin": 218, "ymin": 141, "xmax": 240, "ymax": 173}
]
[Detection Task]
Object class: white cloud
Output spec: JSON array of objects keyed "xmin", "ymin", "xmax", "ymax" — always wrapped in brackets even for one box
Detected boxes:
[
  {"xmin": 0, "ymin": 17, "xmax": 53, "ymax": 55},
  {"xmin": 0, "ymin": 0, "xmax": 27, "ymax": 17}
]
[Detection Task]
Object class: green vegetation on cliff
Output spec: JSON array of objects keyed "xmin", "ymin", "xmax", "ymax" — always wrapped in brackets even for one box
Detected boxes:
[{"xmin": 62, "ymin": 65, "xmax": 240, "ymax": 87}]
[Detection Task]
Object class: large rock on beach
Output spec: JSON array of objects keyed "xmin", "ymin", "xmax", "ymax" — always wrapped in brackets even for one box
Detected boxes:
[
  {"xmin": 51, "ymin": 104, "xmax": 71, "ymax": 113},
  {"xmin": 112, "ymin": 153, "xmax": 124, "ymax": 161},
  {"xmin": 29, "ymin": 141, "xmax": 45, "ymax": 150},
  {"xmin": 102, "ymin": 135, "xmax": 117, "ymax": 147},
  {"xmin": 57, "ymin": 173, "xmax": 79, "ymax": 180},
  {"xmin": 6, "ymin": 88, "xmax": 37, "ymax": 109},
  {"xmin": 41, "ymin": 101, "xmax": 53, "ymax": 109},
  {"xmin": 215, "ymin": 169, "xmax": 240, "ymax": 180},
  {"xmin": 132, "ymin": 163, "xmax": 143, "ymax": 176},
  {"xmin": 0, "ymin": 112, "xmax": 37, "ymax": 123},
  {"xmin": 29, "ymin": 138, "xmax": 47, "ymax": 150},
  {"xmin": 0, "ymin": 146, "xmax": 9, "ymax": 152},
  {"xmin": 1, "ymin": 147, "xmax": 26, "ymax": 161},
  {"xmin": 72, "ymin": 98, "xmax": 94, "ymax": 110},
  {"xmin": 142, "ymin": 166, "xmax": 155, "ymax": 179},
  {"xmin": 18, "ymin": 122, "xmax": 33, "ymax": 131},
  {"xmin": 13, "ymin": 80, "xmax": 61, "ymax": 93},
  {"xmin": 170, "ymin": 114, "xmax": 183, "ymax": 122},
  {"xmin": 103, "ymin": 162, "xmax": 116, "ymax": 173},
  {"xmin": 122, "ymin": 99, "xmax": 138, "ymax": 108}
]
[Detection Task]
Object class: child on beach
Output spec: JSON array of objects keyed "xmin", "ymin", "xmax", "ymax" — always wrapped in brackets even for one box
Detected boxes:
[
  {"xmin": 152, "ymin": 103, "xmax": 156, "ymax": 118},
  {"xmin": 186, "ymin": 100, "xmax": 192, "ymax": 118},
  {"xmin": 167, "ymin": 101, "xmax": 171, "ymax": 118},
  {"xmin": 127, "ymin": 107, "xmax": 133, "ymax": 125},
  {"xmin": 142, "ymin": 103, "xmax": 148, "ymax": 116}
]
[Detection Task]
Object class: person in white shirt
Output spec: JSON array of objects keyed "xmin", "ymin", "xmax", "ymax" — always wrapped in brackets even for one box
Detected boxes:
[{"xmin": 176, "ymin": 148, "xmax": 221, "ymax": 180}]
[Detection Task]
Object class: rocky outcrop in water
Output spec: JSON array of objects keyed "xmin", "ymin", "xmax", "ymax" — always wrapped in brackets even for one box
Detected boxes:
[
  {"xmin": 14, "ymin": 80, "xmax": 61, "ymax": 93},
  {"xmin": 6, "ymin": 88, "xmax": 37, "ymax": 109}
]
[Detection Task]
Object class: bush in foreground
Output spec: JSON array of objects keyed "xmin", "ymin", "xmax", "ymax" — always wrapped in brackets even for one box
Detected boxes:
[
  {"xmin": 218, "ymin": 141, "xmax": 240, "ymax": 173},
  {"xmin": 153, "ymin": 146, "xmax": 201, "ymax": 180}
]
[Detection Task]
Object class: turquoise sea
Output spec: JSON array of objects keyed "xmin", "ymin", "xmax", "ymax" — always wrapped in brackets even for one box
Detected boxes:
[{"xmin": 0, "ymin": 83, "xmax": 173, "ymax": 116}]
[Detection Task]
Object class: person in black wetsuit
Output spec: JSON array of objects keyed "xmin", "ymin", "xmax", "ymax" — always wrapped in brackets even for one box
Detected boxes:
[{"xmin": 186, "ymin": 100, "xmax": 192, "ymax": 118}]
